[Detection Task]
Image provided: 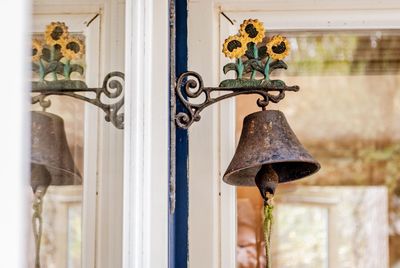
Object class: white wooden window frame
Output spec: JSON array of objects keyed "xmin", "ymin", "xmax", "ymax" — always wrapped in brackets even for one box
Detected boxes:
[
  {"xmin": 188, "ymin": 0, "xmax": 400, "ymax": 267},
  {"xmin": 123, "ymin": 0, "xmax": 169, "ymax": 267}
]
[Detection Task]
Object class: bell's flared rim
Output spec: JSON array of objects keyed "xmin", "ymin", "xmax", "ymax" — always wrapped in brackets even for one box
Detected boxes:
[
  {"xmin": 31, "ymin": 160, "xmax": 82, "ymax": 185},
  {"xmin": 223, "ymin": 158, "xmax": 320, "ymax": 186}
]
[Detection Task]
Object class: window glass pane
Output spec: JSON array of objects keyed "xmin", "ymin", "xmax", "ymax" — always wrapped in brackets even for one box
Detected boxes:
[
  {"xmin": 236, "ymin": 29, "xmax": 400, "ymax": 268},
  {"xmin": 273, "ymin": 204, "xmax": 328, "ymax": 268},
  {"xmin": 31, "ymin": 28, "xmax": 87, "ymax": 268},
  {"xmin": 30, "ymin": 3, "xmax": 125, "ymax": 267},
  {"xmin": 67, "ymin": 202, "xmax": 82, "ymax": 268}
]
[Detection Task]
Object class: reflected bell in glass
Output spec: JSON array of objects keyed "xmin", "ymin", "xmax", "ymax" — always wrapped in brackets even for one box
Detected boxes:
[
  {"xmin": 223, "ymin": 110, "xmax": 320, "ymax": 198},
  {"xmin": 31, "ymin": 111, "xmax": 82, "ymax": 188},
  {"xmin": 30, "ymin": 111, "xmax": 82, "ymax": 268}
]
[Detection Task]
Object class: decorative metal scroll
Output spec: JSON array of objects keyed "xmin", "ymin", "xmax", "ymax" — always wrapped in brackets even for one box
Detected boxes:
[
  {"xmin": 175, "ymin": 71, "xmax": 299, "ymax": 129},
  {"xmin": 32, "ymin": 71, "xmax": 125, "ymax": 129},
  {"xmin": 175, "ymin": 19, "xmax": 301, "ymax": 129}
]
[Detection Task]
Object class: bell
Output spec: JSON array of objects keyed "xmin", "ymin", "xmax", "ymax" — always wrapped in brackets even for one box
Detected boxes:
[
  {"xmin": 31, "ymin": 111, "xmax": 82, "ymax": 188},
  {"xmin": 223, "ymin": 110, "xmax": 320, "ymax": 198}
]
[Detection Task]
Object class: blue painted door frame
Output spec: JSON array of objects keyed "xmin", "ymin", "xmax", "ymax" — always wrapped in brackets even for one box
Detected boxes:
[{"xmin": 169, "ymin": 0, "xmax": 188, "ymax": 267}]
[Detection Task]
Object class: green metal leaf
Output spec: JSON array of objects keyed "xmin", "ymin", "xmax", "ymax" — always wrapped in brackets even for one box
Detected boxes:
[
  {"xmin": 269, "ymin": 60, "xmax": 288, "ymax": 74},
  {"xmin": 70, "ymin": 64, "xmax": 84, "ymax": 75},
  {"xmin": 251, "ymin": 60, "xmax": 264, "ymax": 73},
  {"xmin": 32, "ymin": 80, "xmax": 88, "ymax": 90},
  {"xmin": 270, "ymin": 79, "xmax": 287, "ymax": 88},
  {"xmin": 219, "ymin": 78, "xmax": 262, "ymax": 88},
  {"xmin": 44, "ymin": 61, "xmax": 64, "ymax": 76},
  {"xmin": 223, "ymin": 63, "xmax": 238, "ymax": 74},
  {"xmin": 56, "ymin": 63, "xmax": 64, "ymax": 75},
  {"xmin": 46, "ymin": 61, "xmax": 60, "ymax": 72},
  {"xmin": 243, "ymin": 59, "xmax": 255, "ymax": 73}
]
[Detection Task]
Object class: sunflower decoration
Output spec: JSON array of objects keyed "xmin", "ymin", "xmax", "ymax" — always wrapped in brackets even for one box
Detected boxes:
[
  {"xmin": 267, "ymin": 35, "xmax": 290, "ymax": 61},
  {"xmin": 45, "ymin": 22, "xmax": 69, "ymax": 46},
  {"xmin": 60, "ymin": 37, "xmax": 85, "ymax": 60},
  {"xmin": 31, "ymin": 21, "xmax": 86, "ymax": 82},
  {"xmin": 220, "ymin": 18, "xmax": 294, "ymax": 88},
  {"xmin": 239, "ymin": 19, "xmax": 265, "ymax": 45},
  {"xmin": 32, "ymin": 39, "xmax": 42, "ymax": 61},
  {"xmin": 222, "ymin": 35, "xmax": 248, "ymax": 59}
]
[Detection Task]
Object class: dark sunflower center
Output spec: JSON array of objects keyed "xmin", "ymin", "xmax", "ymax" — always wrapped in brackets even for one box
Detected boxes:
[
  {"xmin": 245, "ymin": 24, "xmax": 259, "ymax": 38},
  {"xmin": 51, "ymin": 26, "xmax": 64, "ymax": 41},
  {"xmin": 227, "ymin": 40, "xmax": 242, "ymax": 52},
  {"xmin": 272, "ymin": 41, "xmax": 286, "ymax": 54},
  {"xmin": 54, "ymin": 44, "xmax": 61, "ymax": 50},
  {"xmin": 32, "ymin": 48, "xmax": 38, "ymax": 56},
  {"xmin": 66, "ymin": 41, "xmax": 80, "ymax": 53}
]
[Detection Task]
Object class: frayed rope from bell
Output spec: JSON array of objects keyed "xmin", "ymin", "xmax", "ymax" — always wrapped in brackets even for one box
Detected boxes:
[{"xmin": 263, "ymin": 193, "xmax": 274, "ymax": 268}]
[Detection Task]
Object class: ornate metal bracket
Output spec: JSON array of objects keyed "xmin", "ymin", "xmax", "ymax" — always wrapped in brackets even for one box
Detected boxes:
[
  {"xmin": 175, "ymin": 71, "xmax": 299, "ymax": 129},
  {"xmin": 32, "ymin": 71, "xmax": 125, "ymax": 129}
]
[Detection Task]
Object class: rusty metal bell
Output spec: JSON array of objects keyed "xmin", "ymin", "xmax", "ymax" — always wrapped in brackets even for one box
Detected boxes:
[
  {"xmin": 31, "ymin": 111, "xmax": 82, "ymax": 188},
  {"xmin": 223, "ymin": 110, "xmax": 320, "ymax": 197}
]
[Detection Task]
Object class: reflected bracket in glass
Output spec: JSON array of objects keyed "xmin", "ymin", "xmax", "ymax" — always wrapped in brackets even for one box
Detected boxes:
[
  {"xmin": 31, "ymin": 22, "xmax": 125, "ymax": 129},
  {"xmin": 31, "ymin": 71, "xmax": 125, "ymax": 129}
]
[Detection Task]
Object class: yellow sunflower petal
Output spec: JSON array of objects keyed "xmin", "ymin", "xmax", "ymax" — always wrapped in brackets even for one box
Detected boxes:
[
  {"xmin": 267, "ymin": 35, "xmax": 290, "ymax": 60},
  {"xmin": 239, "ymin": 19, "xmax": 265, "ymax": 44},
  {"xmin": 222, "ymin": 35, "xmax": 248, "ymax": 59},
  {"xmin": 44, "ymin": 22, "xmax": 69, "ymax": 46},
  {"xmin": 32, "ymin": 39, "xmax": 43, "ymax": 61},
  {"xmin": 60, "ymin": 37, "xmax": 85, "ymax": 60}
]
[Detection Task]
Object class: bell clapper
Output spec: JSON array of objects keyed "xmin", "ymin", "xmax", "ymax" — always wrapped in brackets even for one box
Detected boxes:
[
  {"xmin": 255, "ymin": 165, "xmax": 278, "ymax": 268},
  {"xmin": 255, "ymin": 164, "xmax": 278, "ymax": 201}
]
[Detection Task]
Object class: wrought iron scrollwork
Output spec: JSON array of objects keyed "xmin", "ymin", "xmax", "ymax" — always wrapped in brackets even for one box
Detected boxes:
[
  {"xmin": 32, "ymin": 71, "xmax": 125, "ymax": 129},
  {"xmin": 175, "ymin": 71, "xmax": 299, "ymax": 129}
]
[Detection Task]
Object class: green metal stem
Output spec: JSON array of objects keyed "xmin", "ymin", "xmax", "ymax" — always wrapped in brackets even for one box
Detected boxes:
[
  {"xmin": 251, "ymin": 44, "xmax": 258, "ymax": 80},
  {"xmin": 38, "ymin": 59, "xmax": 45, "ymax": 82},
  {"xmin": 64, "ymin": 60, "xmax": 71, "ymax": 80},
  {"xmin": 237, "ymin": 58, "xmax": 244, "ymax": 79},
  {"xmin": 50, "ymin": 46, "xmax": 57, "ymax": 81},
  {"xmin": 264, "ymin": 57, "xmax": 270, "ymax": 80}
]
